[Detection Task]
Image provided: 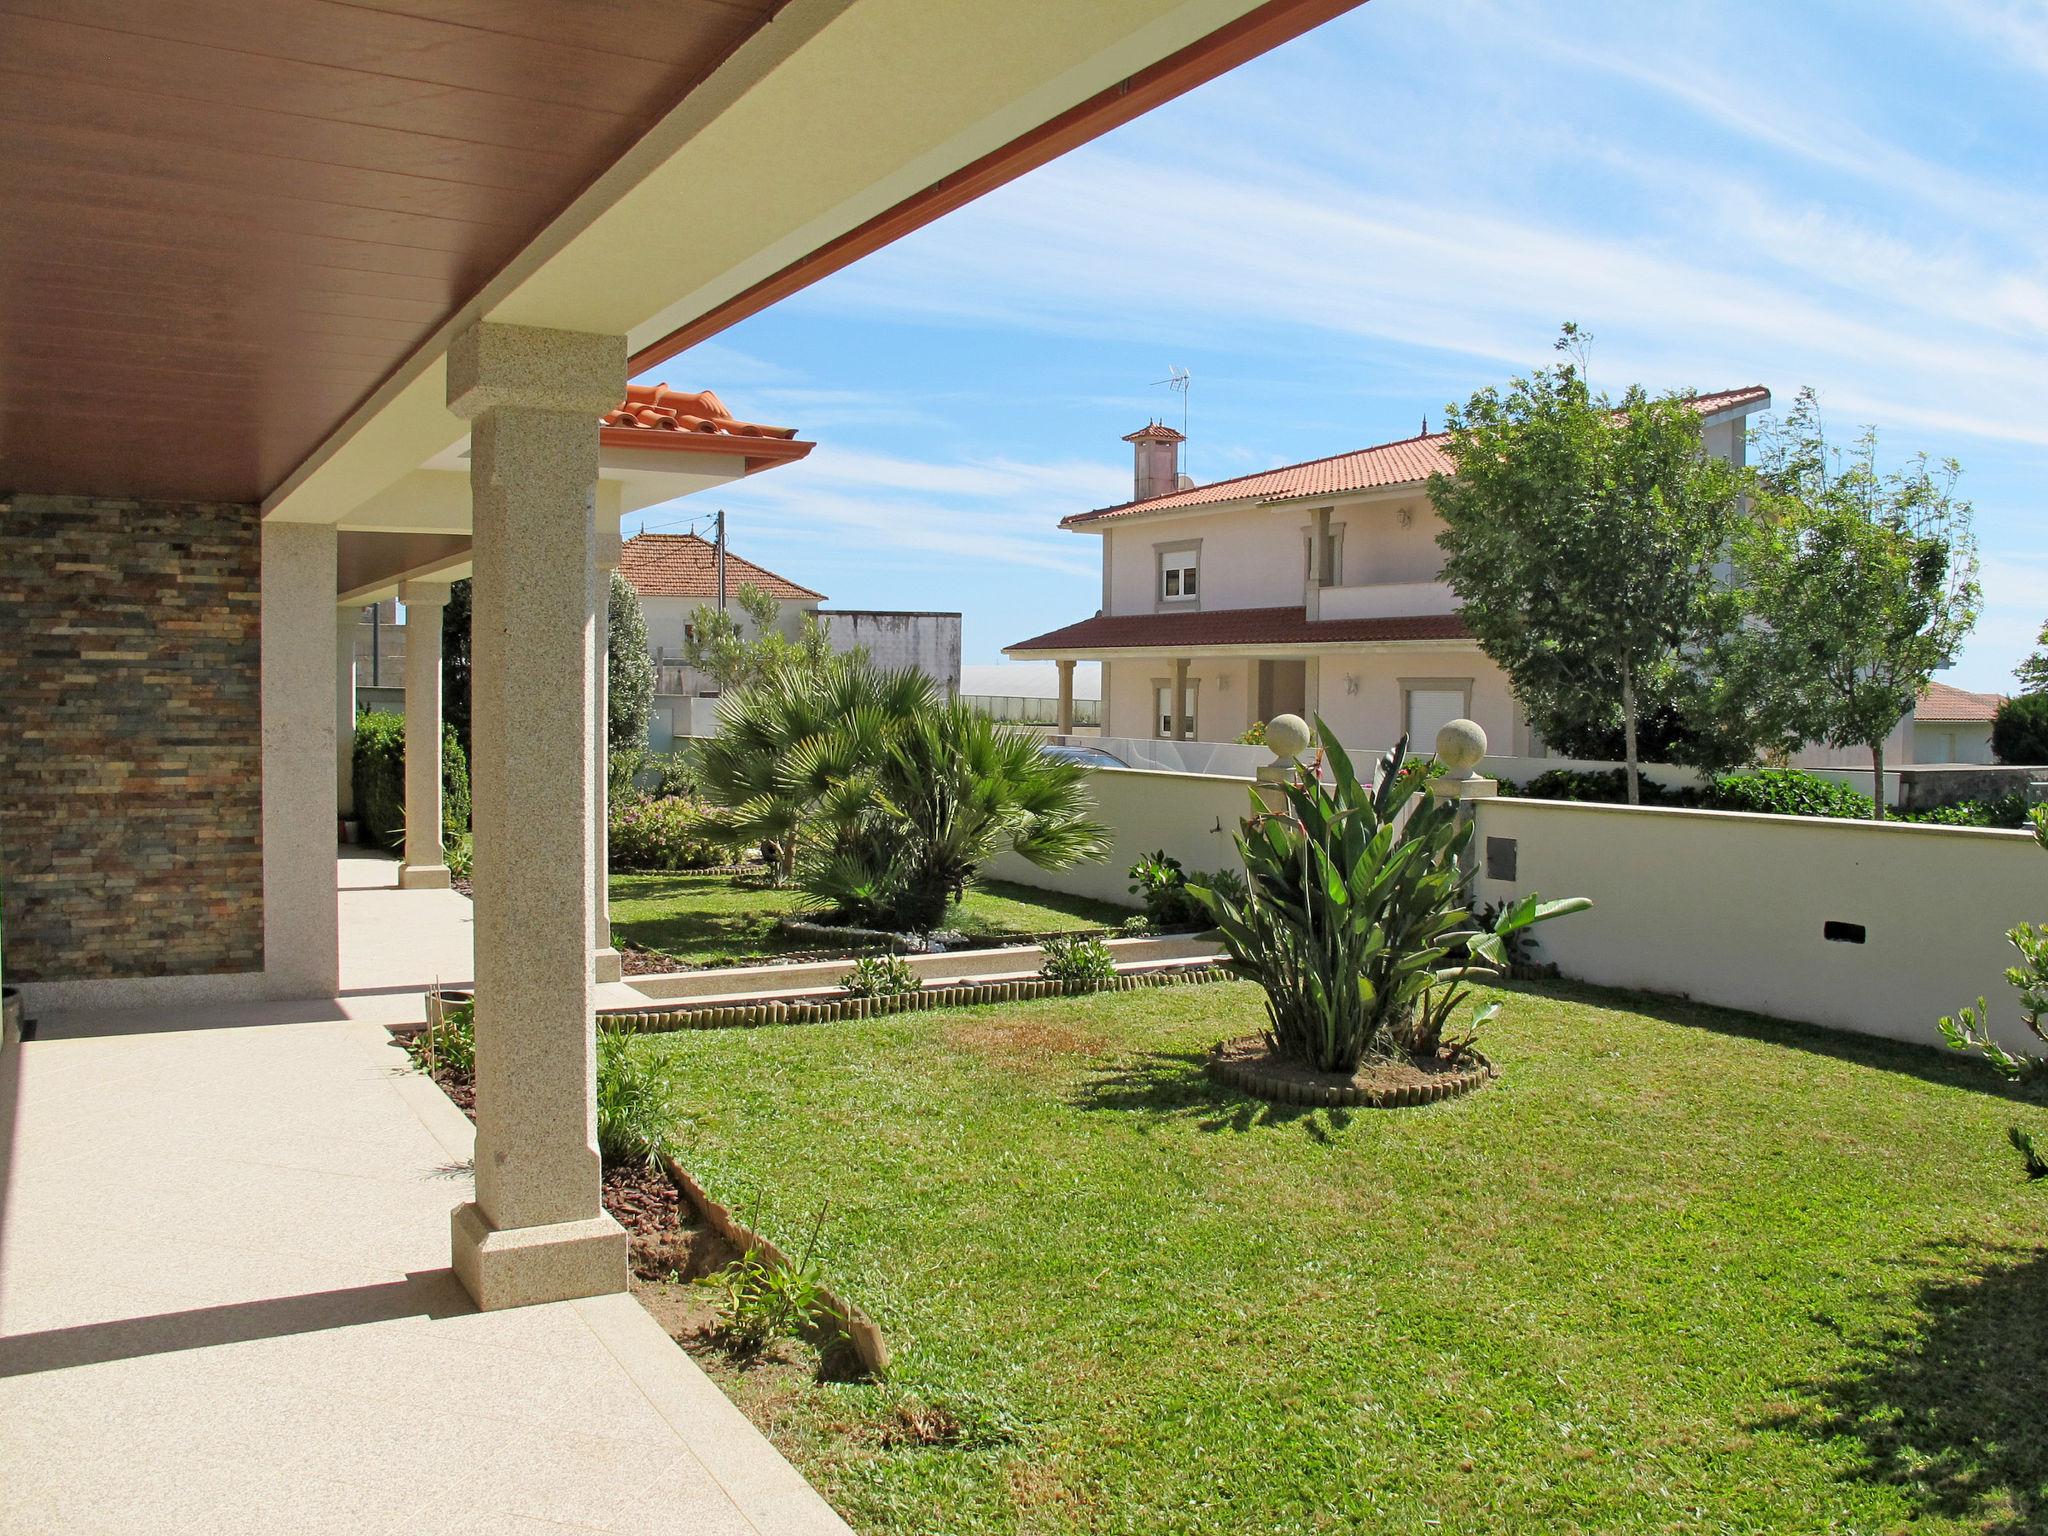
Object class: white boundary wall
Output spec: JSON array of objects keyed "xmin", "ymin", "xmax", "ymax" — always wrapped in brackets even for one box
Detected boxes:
[
  {"xmin": 1471, "ymin": 797, "xmax": 2044, "ymax": 1051},
  {"xmin": 987, "ymin": 765, "xmax": 1257, "ymax": 907}
]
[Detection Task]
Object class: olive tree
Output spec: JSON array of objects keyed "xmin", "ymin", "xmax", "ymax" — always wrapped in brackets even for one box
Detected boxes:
[{"xmin": 607, "ymin": 569, "xmax": 655, "ymax": 752}]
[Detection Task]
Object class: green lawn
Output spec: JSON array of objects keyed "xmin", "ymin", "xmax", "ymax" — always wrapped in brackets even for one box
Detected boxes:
[
  {"xmin": 609, "ymin": 872, "xmax": 1134, "ymax": 967},
  {"xmin": 639, "ymin": 979, "xmax": 2048, "ymax": 1535}
]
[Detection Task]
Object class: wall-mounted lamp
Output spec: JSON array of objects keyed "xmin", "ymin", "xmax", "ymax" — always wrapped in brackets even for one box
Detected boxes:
[{"xmin": 1344, "ymin": 674, "xmax": 1361, "ymax": 696}]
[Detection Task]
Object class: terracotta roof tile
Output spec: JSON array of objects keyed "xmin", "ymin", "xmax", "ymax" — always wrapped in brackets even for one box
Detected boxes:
[
  {"xmin": 617, "ymin": 533, "xmax": 825, "ymax": 603},
  {"xmin": 1916, "ymin": 679, "xmax": 2005, "ymax": 723},
  {"xmin": 1122, "ymin": 422, "xmax": 1187, "ymax": 443},
  {"xmin": 1008, "ymin": 606, "xmax": 1470, "ymax": 654},
  {"xmin": 601, "ymin": 383, "xmax": 798, "ymax": 440},
  {"xmin": 1066, "ymin": 385, "xmax": 1772, "ymax": 527}
]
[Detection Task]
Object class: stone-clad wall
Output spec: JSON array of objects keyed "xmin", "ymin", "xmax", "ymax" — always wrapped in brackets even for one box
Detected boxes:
[{"xmin": 0, "ymin": 494, "xmax": 264, "ymax": 981}]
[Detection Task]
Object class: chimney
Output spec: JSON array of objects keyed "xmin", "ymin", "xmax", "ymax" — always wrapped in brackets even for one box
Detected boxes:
[{"xmin": 1123, "ymin": 421, "xmax": 1185, "ymax": 502}]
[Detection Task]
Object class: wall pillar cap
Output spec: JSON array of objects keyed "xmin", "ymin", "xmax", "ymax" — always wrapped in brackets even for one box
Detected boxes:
[
  {"xmin": 446, "ymin": 321, "xmax": 625, "ymax": 420},
  {"xmin": 398, "ymin": 579, "xmax": 453, "ymax": 608}
]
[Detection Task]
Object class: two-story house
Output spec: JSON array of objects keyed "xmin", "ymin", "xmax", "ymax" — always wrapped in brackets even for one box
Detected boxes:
[{"xmin": 1007, "ymin": 388, "xmax": 1772, "ymax": 757}]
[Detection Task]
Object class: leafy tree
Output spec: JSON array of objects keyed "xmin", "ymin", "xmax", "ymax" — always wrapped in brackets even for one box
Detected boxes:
[
  {"xmin": 2018, "ymin": 620, "xmax": 2048, "ymax": 696},
  {"xmin": 607, "ymin": 569, "xmax": 655, "ymax": 752},
  {"xmin": 690, "ymin": 656, "xmax": 934, "ymax": 881},
  {"xmin": 1993, "ymin": 693, "xmax": 2048, "ymax": 765},
  {"xmin": 682, "ymin": 583, "xmax": 848, "ymax": 693},
  {"xmin": 797, "ymin": 700, "xmax": 1110, "ymax": 932},
  {"xmin": 441, "ymin": 578, "xmax": 472, "ymax": 751},
  {"xmin": 1729, "ymin": 389, "xmax": 1980, "ymax": 821},
  {"xmin": 1429, "ymin": 331, "xmax": 1753, "ymax": 803}
]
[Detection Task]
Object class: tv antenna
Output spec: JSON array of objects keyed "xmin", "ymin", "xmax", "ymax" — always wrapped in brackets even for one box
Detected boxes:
[{"xmin": 1152, "ymin": 365, "xmax": 1191, "ymax": 475}]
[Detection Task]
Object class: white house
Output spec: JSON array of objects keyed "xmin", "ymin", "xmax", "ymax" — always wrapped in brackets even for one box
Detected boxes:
[{"xmin": 1007, "ymin": 388, "xmax": 1771, "ymax": 756}]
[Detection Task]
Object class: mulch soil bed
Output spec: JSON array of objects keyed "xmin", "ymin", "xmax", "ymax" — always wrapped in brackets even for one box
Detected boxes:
[{"xmin": 1207, "ymin": 1034, "xmax": 1494, "ymax": 1108}]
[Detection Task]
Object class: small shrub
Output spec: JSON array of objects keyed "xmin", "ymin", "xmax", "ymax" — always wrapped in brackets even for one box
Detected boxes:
[
  {"xmin": 1237, "ymin": 720, "xmax": 1267, "ymax": 746},
  {"xmin": 444, "ymin": 830, "xmax": 473, "ymax": 879},
  {"xmin": 406, "ymin": 995, "xmax": 474, "ymax": 1076},
  {"xmin": 595, "ymin": 1028, "xmax": 683, "ymax": 1169},
  {"xmin": 1039, "ymin": 933, "xmax": 1117, "ymax": 986},
  {"xmin": 1127, "ymin": 850, "xmax": 1241, "ymax": 930},
  {"xmin": 610, "ymin": 796, "xmax": 732, "ymax": 871},
  {"xmin": 1993, "ymin": 693, "xmax": 2048, "ymax": 765},
  {"xmin": 1510, "ymin": 766, "xmax": 1670, "ymax": 805},
  {"xmin": 1705, "ymin": 768, "xmax": 1873, "ymax": 820},
  {"xmin": 840, "ymin": 955, "xmax": 921, "ymax": 998},
  {"xmin": 652, "ymin": 753, "xmax": 697, "ymax": 800},
  {"xmin": 703, "ymin": 1248, "xmax": 830, "ymax": 1353},
  {"xmin": 1900, "ymin": 793, "xmax": 2033, "ymax": 829},
  {"xmin": 1119, "ymin": 914, "xmax": 1153, "ymax": 935}
]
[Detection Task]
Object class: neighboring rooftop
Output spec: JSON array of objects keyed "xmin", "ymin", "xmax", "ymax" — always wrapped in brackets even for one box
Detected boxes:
[
  {"xmin": 1065, "ymin": 385, "xmax": 1773, "ymax": 527},
  {"xmin": 1008, "ymin": 606, "xmax": 1470, "ymax": 655},
  {"xmin": 1916, "ymin": 680, "xmax": 2007, "ymax": 723},
  {"xmin": 617, "ymin": 533, "xmax": 826, "ymax": 603}
]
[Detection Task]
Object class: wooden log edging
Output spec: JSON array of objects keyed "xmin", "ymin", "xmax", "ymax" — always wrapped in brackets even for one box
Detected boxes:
[
  {"xmin": 1205, "ymin": 1043, "xmax": 1496, "ymax": 1109},
  {"xmin": 658, "ymin": 1152, "xmax": 891, "ymax": 1379},
  {"xmin": 607, "ymin": 961, "xmax": 1235, "ymax": 1035}
]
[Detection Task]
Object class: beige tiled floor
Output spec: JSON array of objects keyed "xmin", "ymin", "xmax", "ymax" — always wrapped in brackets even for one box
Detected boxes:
[{"xmin": 0, "ymin": 857, "xmax": 851, "ymax": 1535}]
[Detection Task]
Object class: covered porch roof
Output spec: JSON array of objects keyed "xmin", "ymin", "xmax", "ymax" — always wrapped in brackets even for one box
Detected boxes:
[{"xmin": 1007, "ymin": 605, "xmax": 1473, "ymax": 661}]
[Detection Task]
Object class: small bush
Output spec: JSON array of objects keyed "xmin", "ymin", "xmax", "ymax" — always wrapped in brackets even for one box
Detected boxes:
[
  {"xmin": 1039, "ymin": 933, "xmax": 1117, "ymax": 986},
  {"xmin": 1899, "ymin": 793, "xmax": 2034, "ymax": 829},
  {"xmin": 840, "ymin": 955, "xmax": 921, "ymax": 998},
  {"xmin": 1128, "ymin": 851, "xmax": 1243, "ymax": 930},
  {"xmin": 1507, "ymin": 766, "xmax": 1673, "ymax": 805},
  {"xmin": 351, "ymin": 710, "xmax": 470, "ymax": 852},
  {"xmin": 703, "ymin": 1247, "xmax": 830, "ymax": 1352},
  {"xmin": 1119, "ymin": 914, "xmax": 1153, "ymax": 935},
  {"xmin": 1992, "ymin": 693, "xmax": 2048, "ymax": 765},
  {"xmin": 1238, "ymin": 721, "xmax": 1267, "ymax": 746},
  {"xmin": 610, "ymin": 796, "xmax": 732, "ymax": 871},
  {"xmin": 595, "ymin": 1027, "xmax": 683, "ymax": 1169},
  {"xmin": 1705, "ymin": 769, "xmax": 1873, "ymax": 820},
  {"xmin": 405, "ymin": 995, "xmax": 474, "ymax": 1076}
]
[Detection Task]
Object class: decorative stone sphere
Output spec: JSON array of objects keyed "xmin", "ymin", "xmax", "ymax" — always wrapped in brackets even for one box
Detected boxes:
[
  {"xmin": 1265, "ymin": 713, "xmax": 1312, "ymax": 762},
  {"xmin": 1435, "ymin": 718, "xmax": 1487, "ymax": 778}
]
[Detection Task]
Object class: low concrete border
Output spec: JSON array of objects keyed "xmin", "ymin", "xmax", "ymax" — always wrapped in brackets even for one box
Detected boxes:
[
  {"xmin": 610, "ymin": 962, "xmax": 1232, "ymax": 1034},
  {"xmin": 658, "ymin": 1152, "xmax": 891, "ymax": 1379}
]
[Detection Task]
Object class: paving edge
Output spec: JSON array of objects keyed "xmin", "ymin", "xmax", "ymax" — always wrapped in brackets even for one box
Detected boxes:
[
  {"xmin": 607, "ymin": 963, "xmax": 1233, "ymax": 1034},
  {"xmin": 659, "ymin": 1152, "xmax": 892, "ymax": 1379}
]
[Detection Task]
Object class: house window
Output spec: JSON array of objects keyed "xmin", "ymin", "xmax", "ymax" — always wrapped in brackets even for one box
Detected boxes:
[
  {"xmin": 1160, "ymin": 550, "xmax": 1199, "ymax": 602},
  {"xmin": 1154, "ymin": 682, "xmax": 1197, "ymax": 739}
]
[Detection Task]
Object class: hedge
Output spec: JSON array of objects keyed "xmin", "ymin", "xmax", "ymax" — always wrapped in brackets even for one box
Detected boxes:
[{"xmin": 352, "ymin": 709, "xmax": 471, "ymax": 853}]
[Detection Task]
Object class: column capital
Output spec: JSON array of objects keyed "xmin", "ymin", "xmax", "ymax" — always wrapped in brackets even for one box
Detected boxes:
[
  {"xmin": 398, "ymin": 579, "xmax": 453, "ymax": 609},
  {"xmin": 446, "ymin": 321, "xmax": 624, "ymax": 421},
  {"xmin": 595, "ymin": 513, "xmax": 624, "ymax": 573}
]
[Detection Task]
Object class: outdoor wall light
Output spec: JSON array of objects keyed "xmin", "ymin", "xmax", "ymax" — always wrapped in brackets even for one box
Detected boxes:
[{"xmin": 1345, "ymin": 675, "xmax": 1361, "ymax": 695}]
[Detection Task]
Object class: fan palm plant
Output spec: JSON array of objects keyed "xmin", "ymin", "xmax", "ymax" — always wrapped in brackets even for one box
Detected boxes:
[
  {"xmin": 1190, "ymin": 723, "xmax": 1587, "ymax": 1075},
  {"xmin": 690, "ymin": 657, "xmax": 935, "ymax": 881},
  {"xmin": 797, "ymin": 700, "xmax": 1111, "ymax": 933}
]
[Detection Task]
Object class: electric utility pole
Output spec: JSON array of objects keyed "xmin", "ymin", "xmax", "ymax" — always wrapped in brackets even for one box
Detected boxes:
[{"xmin": 715, "ymin": 508, "xmax": 727, "ymax": 612}]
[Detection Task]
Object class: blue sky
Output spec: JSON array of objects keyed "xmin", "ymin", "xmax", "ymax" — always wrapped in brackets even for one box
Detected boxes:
[{"xmin": 629, "ymin": 0, "xmax": 2048, "ymax": 693}]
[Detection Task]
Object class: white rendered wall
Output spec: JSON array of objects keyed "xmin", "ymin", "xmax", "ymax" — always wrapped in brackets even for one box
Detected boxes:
[
  {"xmin": 985, "ymin": 766, "xmax": 1259, "ymax": 905},
  {"xmin": 1472, "ymin": 797, "xmax": 2046, "ymax": 1051}
]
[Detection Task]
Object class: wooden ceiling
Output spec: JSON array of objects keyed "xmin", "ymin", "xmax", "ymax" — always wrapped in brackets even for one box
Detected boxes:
[{"xmin": 0, "ymin": 0, "xmax": 782, "ymax": 504}]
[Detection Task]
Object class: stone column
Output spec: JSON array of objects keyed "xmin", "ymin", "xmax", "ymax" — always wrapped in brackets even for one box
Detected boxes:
[
  {"xmin": 1172, "ymin": 656, "xmax": 1191, "ymax": 741},
  {"xmin": 591, "ymin": 519, "xmax": 624, "ymax": 985},
  {"xmin": 447, "ymin": 321, "xmax": 628, "ymax": 1311},
  {"xmin": 1055, "ymin": 659, "xmax": 1075, "ymax": 735},
  {"xmin": 397, "ymin": 581, "xmax": 452, "ymax": 889},
  {"xmin": 336, "ymin": 607, "xmax": 359, "ymax": 821},
  {"xmin": 261, "ymin": 522, "xmax": 342, "ymax": 997}
]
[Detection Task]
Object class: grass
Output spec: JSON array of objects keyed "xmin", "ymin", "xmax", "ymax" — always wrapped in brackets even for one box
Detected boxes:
[
  {"xmin": 608, "ymin": 872, "xmax": 1134, "ymax": 967},
  {"xmin": 634, "ymin": 979, "xmax": 2048, "ymax": 1535}
]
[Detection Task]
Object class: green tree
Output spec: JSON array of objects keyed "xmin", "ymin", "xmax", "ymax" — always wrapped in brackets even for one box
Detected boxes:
[
  {"xmin": 798, "ymin": 700, "xmax": 1110, "ymax": 932},
  {"xmin": 2017, "ymin": 620, "xmax": 2048, "ymax": 696},
  {"xmin": 441, "ymin": 578, "xmax": 472, "ymax": 751},
  {"xmin": 1730, "ymin": 390, "xmax": 1980, "ymax": 821},
  {"xmin": 1993, "ymin": 693, "xmax": 2048, "ymax": 765},
  {"xmin": 607, "ymin": 569, "xmax": 655, "ymax": 752},
  {"xmin": 682, "ymin": 583, "xmax": 847, "ymax": 693},
  {"xmin": 1428, "ymin": 331, "xmax": 1752, "ymax": 803}
]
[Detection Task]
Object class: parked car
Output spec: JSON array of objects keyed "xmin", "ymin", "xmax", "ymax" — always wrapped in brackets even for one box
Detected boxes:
[{"xmin": 1040, "ymin": 742, "xmax": 1129, "ymax": 769}]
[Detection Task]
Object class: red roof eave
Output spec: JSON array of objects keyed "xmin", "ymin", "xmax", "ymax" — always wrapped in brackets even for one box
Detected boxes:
[
  {"xmin": 599, "ymin": 426, "xmax": 815, "ymax": 477},
  {"xmin": 1008, "ymin": 605, "xmax": 1471, "ymax": 655}
]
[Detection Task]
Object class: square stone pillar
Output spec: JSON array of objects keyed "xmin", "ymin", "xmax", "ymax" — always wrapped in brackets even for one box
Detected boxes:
[
  {"xmin": 1172, "ymin": 656, "xmax": 1192, "ymax": 741},
  {"xmin": 336, "ymin": 607, "xmax": 359, "ymax": 821},
  {"xmin": 1055, "ymin": 659, "xmax": 1075, "ymax": 735},
  {"xmin": 262, "ymin": 522, "xmax": 342, "ymax": 997},
  {"xmin": 447, "ymin": 321, "xmax": 628, "ymax": 1310},
  {"xmin": 397, "ymin": 581, "xmax": 452, "ymax": 889},
  {"xmin": 591, "ymin": 519, "xmax": 624, "ymax": 985}
]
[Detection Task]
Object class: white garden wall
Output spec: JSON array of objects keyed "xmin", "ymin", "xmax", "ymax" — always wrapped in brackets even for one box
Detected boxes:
[
  {"xmin": 986, "ymin": 765, "xmax": 1258, "ymax": 906},
  {"xmin": 1471, "ymin": 797, "xmax": 2044, "ymax": 1051}
]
